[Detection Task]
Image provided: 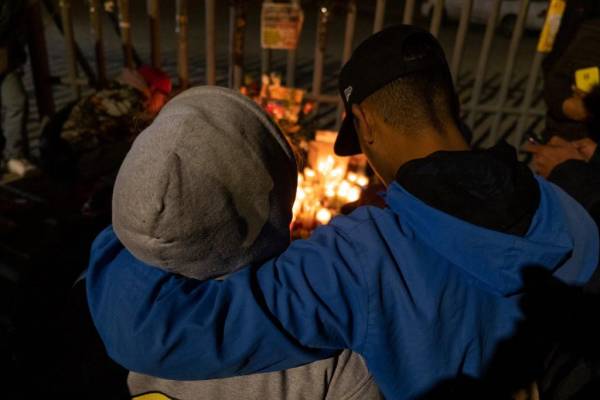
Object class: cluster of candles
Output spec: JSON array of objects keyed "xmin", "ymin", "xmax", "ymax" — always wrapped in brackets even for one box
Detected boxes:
[
  {"xmin": 237, "ymin": 78, "xmax": 370, "ymax": 237},
  {"xmin": 292, "ymin": 154, "xmax": 369, "ymax": 235}
]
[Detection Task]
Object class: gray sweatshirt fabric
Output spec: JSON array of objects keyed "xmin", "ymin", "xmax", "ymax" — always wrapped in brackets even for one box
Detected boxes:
[
  {"xmin": 113, "ymin": 86, "xmax": 298, "ymax": 280},
  {"xmin": 112, "ymin": 87, "xmax": 381, "ymax": 400},
  {"xmin": 128, "ymin": 350, "xmax": 380, "ymax": 400}
]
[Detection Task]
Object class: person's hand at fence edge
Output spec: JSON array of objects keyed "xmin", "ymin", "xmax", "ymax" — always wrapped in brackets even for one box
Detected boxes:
[
  {"xmin": 524, "ymin": 136, "xmax": 585, "ymax": 178},
  {"xmin": 562, "ymin": 87, "xmax": 591, "ymax": 122},
  {"xmin": 572, "ymin": 137, "xmax": 598, "ymax": 162}
]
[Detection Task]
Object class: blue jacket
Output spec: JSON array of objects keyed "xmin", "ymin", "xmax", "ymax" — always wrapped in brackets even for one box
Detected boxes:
[{"xmin": 87, "ymin": 178, "xmax": 598, "ymax": 399}]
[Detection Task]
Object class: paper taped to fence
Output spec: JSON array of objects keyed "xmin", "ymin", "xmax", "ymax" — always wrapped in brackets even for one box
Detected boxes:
[
  {"xmin": 537, "ymin": 0, "xmax": 566, "ymax": 53},
  {"xmin": 261, "ymin": 3, "xmax": 304, "ymax": 50},
  {"xmin": 576, "ymin": 67, "xmax": 600, "ymax": 94}
]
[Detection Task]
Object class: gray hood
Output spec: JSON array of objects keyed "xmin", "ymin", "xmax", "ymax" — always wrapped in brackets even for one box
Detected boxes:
[{"xmin": 112, "ymin": 86, "xmax": 297, "ymax": 280}]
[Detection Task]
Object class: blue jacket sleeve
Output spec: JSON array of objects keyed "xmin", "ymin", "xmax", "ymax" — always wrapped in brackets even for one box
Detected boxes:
[{"xmin": 86, "ymin": 224, "xmax": 369, "ymax": 380}]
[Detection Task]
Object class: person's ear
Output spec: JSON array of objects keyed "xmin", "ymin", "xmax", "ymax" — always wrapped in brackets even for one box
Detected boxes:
[{"xmin": 352, "ymin": 104, "xmax": 375, "ymax": 146}]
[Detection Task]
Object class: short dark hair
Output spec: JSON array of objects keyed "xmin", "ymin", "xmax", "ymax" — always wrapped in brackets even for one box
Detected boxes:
[
  {"xmin": 584, "ymin": 84, "xmax": 600, "ymax": 120},
  {"xmin": 362, "ymin": 35, "xmax": 460, "ymax": 134},
  {"xmin": 585, "ymin": 84, "xmax": 600, "ymax": 138}
]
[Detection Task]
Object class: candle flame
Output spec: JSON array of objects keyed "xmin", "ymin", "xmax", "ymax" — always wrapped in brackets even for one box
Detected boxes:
[
  {"xmin": 316, "ymin": 208, "xmax": 332, "ymax": 224},
  {"xmin": 292, "ymin": 154, "xmax": 369, "ymax": 234},
  {"xmin": 357, "ymin": 176, "xmax": 369, "ymax": 187}
]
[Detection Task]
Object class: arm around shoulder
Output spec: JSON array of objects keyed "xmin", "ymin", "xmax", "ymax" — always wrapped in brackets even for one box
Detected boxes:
[{"xmin": 86, "ymin": 223, "xmax": 369, "ymax": 380}]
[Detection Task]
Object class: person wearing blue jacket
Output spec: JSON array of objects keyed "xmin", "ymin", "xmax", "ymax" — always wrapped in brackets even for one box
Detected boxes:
[{"xmin": 87, "ymin": 26, "xmax": 600, "ymax": 399}]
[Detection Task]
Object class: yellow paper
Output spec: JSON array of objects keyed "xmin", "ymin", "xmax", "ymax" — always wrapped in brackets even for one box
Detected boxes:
[
  {"xmin": 576, "ymin": 67, "xmax": 600, "ymax": 93},
  {"xmin": 261, "ymin": 3, "xmax": 304, "ymax": 50},
  {"xmin": 132, "ymin": 393, "xmax": 173, "ymax": 400},
  {"xmin": 537, "ymin": 0, "xmax": 566, "ymax": 53}
]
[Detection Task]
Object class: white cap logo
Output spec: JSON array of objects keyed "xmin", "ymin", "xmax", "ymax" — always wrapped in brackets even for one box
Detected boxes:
[{"xmin": 344, "ymin": 86, "xmax": 353, "ymax": 103}]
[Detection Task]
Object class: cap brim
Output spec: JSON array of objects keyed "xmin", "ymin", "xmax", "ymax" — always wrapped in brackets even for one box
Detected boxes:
[{"xmin": 334, "ymin": 113, "xmax": 362, "ymax": 156}]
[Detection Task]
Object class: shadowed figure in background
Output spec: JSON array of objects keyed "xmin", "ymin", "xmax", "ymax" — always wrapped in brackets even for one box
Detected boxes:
[
  {"xmin": 0, "ymin": 0, "xmax": 35, "ymax": 176},
  {"xmin": 542, "ymin": 0, "xmax": 600, "ymax": 141}
]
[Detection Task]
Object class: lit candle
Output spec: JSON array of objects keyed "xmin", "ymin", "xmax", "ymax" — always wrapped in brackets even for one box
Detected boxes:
[
  {"xmin": 331, "ymin": 167, "xmax": 343, "ymax": 179},
  {"xmin": 347, "ymin": 186, "xmax": 361, "ymax": 202},
  {"xmin": 316, "ymin": 208, "xmax": 332, "ymax": 224},
  {"xmin": 296, "ymin": 187, "xmax": 306, "ymax": 201},
  {"xmin": 357, "ymin": 176, "xmax": 369, "ymax": 187},
  {"xmin": 337, "ymin": 180, "xmax": 351, "ymax": 199}
]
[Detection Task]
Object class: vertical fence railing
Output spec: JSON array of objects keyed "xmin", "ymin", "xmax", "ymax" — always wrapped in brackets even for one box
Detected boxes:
[
  {"xmin": 286, "ymin": 0, "xmax": 301, "ymax": 86},
  {"xmin": 429, "ymin": 0, "xmax": 445, "ymax": 38},
  {"xmin": 466, "ymin": 0, "xmax": 502, "ymax": 127},
  {"xmin": 311, "ymin": 5, "xmax": 329, "ymax": 109},
  {"xmin": 450, "ymin": 0, "xmax": 472, "ymax": 83},
  {"xmin": 228, "ymin": 0, "xmax": 246, "ymax": 89},
  {"xmin": 341, "ymin": 0, "xmax": 357, "ymax": 68},
  {"xmin": 336, "ymin": 0, "xmax": 357, "ymax": 127},
  {"xmin": 59, "ymin": 0, "xmax": 80, "ymax": 99},
  {"xmin": 515, "ymin": 53, "xmax": 544, "ymax": 141},
  {"xmin": 43, "ymin": 0, "xmax": 97, "ymax": 86},
  {"xmin": 26, "ymin": 0, "xmax": 54, "ymax": 118},
  {"xmin": 176, "ymin": 0, "xmax": 190, "ymax": 89},
  {"xmin": 205, "ymin": 0, "xmax": 217, "ymax": 85},
  {"xmin": 228, "ymin": 2, "xmax": 236, "ymax": 87},
  {"xmin": 403, "ymin": 0, "xmax": 416, "ymax": 25},
  {"xmin": 148, "ymin": 0, "xmax": 161, "ymax": 69},
  {"xmin": 490, "ymin": 0, "xmax": 531, "ymax": 138},
  {"xmin": 261, "ymin": 0, "xmax": 273, "ymax": 76},
  {"xmin": 373, "ymin": 0, "xmax": 386, "ymax": 34},
  {"xmin": 117, "ymin": 0, "xmax": 134, "ymax": 69},
  {"xmin": 89, "ymin": 0, "xmax": 107, "ymax": 88}
]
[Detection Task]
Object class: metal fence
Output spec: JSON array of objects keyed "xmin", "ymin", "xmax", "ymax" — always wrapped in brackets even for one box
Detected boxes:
[{"xmin": 26, "ymin": 0, "xmax": 548, "ymax": 151}]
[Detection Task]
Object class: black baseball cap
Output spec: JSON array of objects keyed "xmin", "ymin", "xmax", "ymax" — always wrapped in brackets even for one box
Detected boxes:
[{"xmin": 334, "ymin": 25, "xmax": 451, "ymax": 156}]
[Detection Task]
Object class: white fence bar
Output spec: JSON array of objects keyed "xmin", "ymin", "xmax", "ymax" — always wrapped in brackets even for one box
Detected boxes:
[
  {"xmin": 467, "ymin": 0, "xmax": 502, "ymax": 127},
  {"xmin": 515, "ymin": 52, "xmax": 544, "ymax": 141},
  {"xmin": 261, "ymin": 0, "xmax": 273, "ymax": 76},
  {"xmin": 89, "ymin": 0, "xmax": 106, "ymax": 88},
  {"xmin": 59, "ymin": 0, "xmax": 80, "ymax": 99},
  {"xmin": 148, "ymin": 0, "xmax": 161, "ymax": 68},
  {"xmin": 463, "ymin": 104, "xmax": 545, "ymax": 116},
  {"xmin": 312, "ymin": 5, "xmax": 330, "ymax": 111},
  {"xmin": 450, "ymin": 0, "xmax": 473, "ymax": 82},
  {"xmin": 286, "ymin": 48, "xmax": 297, "ymax": 86},
  {"xmin": 306, "ymin": 93, "xmax": 338, "ymax": 103},
  {"xmin": 228, "ymin": 2, "xmax": 236, "ymax": 89},
  {"xmin": 403, "ymin": 0, "xmax": 416, "ymax": 25},
  {"xmin": 336, "ymin": 0, "xmax": 357, "ymax": 127},
  {"xmin": 490, "ymin": 0, "xmax": 531, "ymax": 138},
  {"xmin": 341, "ymin": 1, "xmax": 357, "ymax": 64},
  {"xmin": 286, "ymin": 0, "xmax": 301, "ymax": 86},
  {"xmin": 205, "ymin": 0, "xmax": 217, "ymax": 85},
  {"xmin": 373, "ymin": 0, "xmax": 386, "ymax": 33},
  {"xmin": 117, "ymin": 0, "xmax": 134, "ymax": 68},
  {"xmin": 429, "ymin": 0, "xmax": 445, "ymax": 38},
  {"xmin": 228, "ymin": 1, "xmax": 245, "ymax": 89},
  {"xmin": 176, "ymin": 0, "xmax": 189, "ymax": 89}
]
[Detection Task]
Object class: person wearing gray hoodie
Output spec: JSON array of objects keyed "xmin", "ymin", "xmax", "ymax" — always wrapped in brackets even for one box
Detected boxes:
[{"xmin": 109, "ymin": 86, "xmax": 381, "ymax": 400}]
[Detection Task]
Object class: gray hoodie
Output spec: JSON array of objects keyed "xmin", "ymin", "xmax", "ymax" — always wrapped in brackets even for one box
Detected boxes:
[{"xmin": 112, "ymin": 86, "xmax": 381, "ymax": 400}]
